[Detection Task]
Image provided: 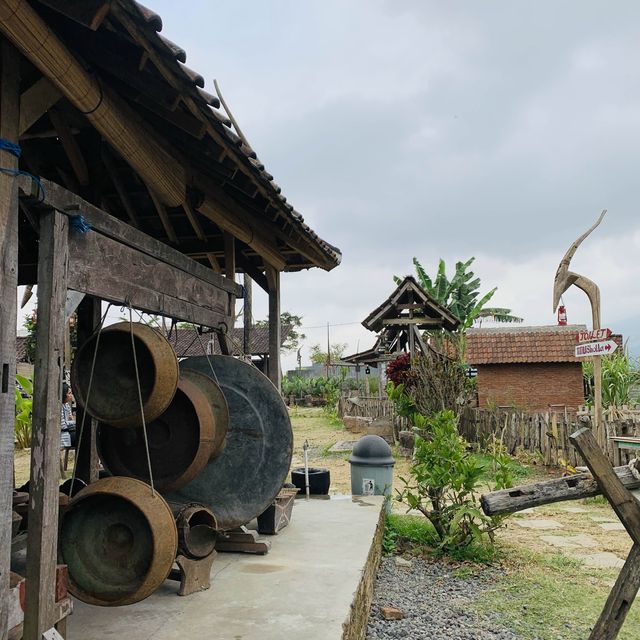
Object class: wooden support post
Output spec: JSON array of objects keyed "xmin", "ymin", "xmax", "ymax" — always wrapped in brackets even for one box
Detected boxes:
[
  {"xmin": 589, "ymin": 543, "xmax": 640, "ymax": 640},
  {"xmin": 266, "ymin": 266, "xmax": 281, "ymax": 390},
  {"xmin": 243, "ymin": 273, "xmax": 252, "ymax": 359},
  {"xmin": 74, "ymin": 296, "xmax": 101, "ymax": 484},
  {"xmin": 570, "ymin": 427, "xmax": 640, "ymax": 546},
  {"xmin": 224, "ymin": 232, "xmax": 236, "ymax": 317},
  {"xmin": 216, "ymin": 233, "xmax": 236, "ymax": 356},
  {"xmin": 24, "ymin": 210, "xmax": 69, "ymax": 640},
  {"xmin": 0, "ymin": 38, "xmax": 20, "ymax": 640}
]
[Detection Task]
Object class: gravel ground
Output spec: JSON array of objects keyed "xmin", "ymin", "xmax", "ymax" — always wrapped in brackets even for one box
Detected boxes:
[{"xmin": 366, "ymin": 556, "xmax": 521, "ymax": 640}]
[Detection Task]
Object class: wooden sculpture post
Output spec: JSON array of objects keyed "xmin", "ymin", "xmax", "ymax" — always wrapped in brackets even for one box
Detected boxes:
[{"xmin": 553, "ymin": 210, "xmax": 606, "ymax": 438}]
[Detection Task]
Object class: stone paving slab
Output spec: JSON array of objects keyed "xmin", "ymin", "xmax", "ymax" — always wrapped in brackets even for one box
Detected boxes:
[
  {"xmin": 560, "ymin": 506, "xmax": 588, "ymax": 513},
  {"xmin": 599, "ymin": 522, "xmax": 626, "ymax": 532},
  {"xmin": 514, "ymin": 519, "xmax": 563, "ymax": 530},
  {"xmin": 576, "ymin": 552, "xmax": 625, "ymax": 569},
  {"xmin": 329, "ymin": 440, "xmax": 359, "ymax": 452},
  {"xmin": 540, "ymin": 534, "xmax": 599, "ymax": 549}
]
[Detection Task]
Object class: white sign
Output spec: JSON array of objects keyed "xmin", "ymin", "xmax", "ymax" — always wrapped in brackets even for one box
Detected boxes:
[
  {"xmin": 577, "ymin": 328, "xmax": 612, "ymax": 343},
  {"xmin": 575, "ymin": 340, "xmax": 618, "ymax": 358},
  {"xmin": 362, "ymin": 478, "xmax": 375, "ymax": 496}
]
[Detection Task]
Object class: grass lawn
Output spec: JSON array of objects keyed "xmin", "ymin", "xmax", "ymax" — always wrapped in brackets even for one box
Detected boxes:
[
  {"xmin": 287, "ymin": 409, "xmax": 639, "ymax": 639},
  {"xmin": 13, "ymin": 407, "xmax": 640, "ymax": 638}
]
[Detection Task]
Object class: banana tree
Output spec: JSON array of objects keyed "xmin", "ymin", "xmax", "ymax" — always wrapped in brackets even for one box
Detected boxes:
[{"xmin": 395, "ymin": 257, "xmax": 522, "ymax": 331}]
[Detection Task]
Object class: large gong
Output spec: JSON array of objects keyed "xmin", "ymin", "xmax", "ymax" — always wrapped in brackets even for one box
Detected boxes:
[{"xmin": 165, "ymin": 356, "xmax": 293, "ymax": 530}]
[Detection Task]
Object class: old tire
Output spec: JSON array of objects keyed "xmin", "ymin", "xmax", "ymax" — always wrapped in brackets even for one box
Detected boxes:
[{"xmin": 291, "ymin": 467, "xmax": 330, "ymax": 495}]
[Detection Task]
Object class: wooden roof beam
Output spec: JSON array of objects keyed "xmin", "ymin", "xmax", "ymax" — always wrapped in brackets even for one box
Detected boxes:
[
  {"xmin": 101, "ymin": 147, "xmax": 140, "ymax": 227},
  {"xmin": 0, "ymin": 0, "xmax": 186, "ymax": 207},
  {"xmin": 148, "ymin": 189, "xmax": 179, "ymax": 245},
  {"xmin": 19, "ymin": 76, "xmax": 61, "ymax": 135},
  {"xmin": 38, "ymin": 0, "xmax": 112, "ymax": 31},
  {"xmin": 48, "ymin": 107, "xmax": 89, "ymax": 186}
]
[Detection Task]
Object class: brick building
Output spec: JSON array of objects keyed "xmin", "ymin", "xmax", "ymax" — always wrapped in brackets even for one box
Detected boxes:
[{"xmin": 465, "ymin": 325, "xmax": 587, "ymax": 411}]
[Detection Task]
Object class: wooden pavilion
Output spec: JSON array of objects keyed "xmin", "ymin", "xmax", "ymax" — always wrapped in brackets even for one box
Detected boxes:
[
  {"xmin": 344, "ymin": 276, "xmax": 460, "ymax": 368},
  {"xmin": 0, "ymin": 2, "xmax": 340, "ymax": 637}
]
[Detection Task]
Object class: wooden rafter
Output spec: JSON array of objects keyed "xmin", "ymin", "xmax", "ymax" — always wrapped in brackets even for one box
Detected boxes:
[
  {"xmin": 38, "ymin": 0, "xmax": 112, "ymax": 31},
  {"xmin": 101, "ymin": 147, "xmax": 140, "ymax": 227},
  {"xmin": 148, "ymin": 188, "xmax": 179, "ymax": 245},
  {"xmin": 18, "ymin": 76, "xmax": 61, "ymax": 135},
  {"xmin": 48, "ymin": 107, "xmax": 89, "ymax": 185}
]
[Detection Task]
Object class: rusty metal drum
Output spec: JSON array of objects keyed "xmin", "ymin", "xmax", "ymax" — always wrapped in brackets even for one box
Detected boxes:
[
  {"xmin": 60, "ymin": 477, "xmax": 177, "ymax": 607},
  {"xmin": 71, "ymin": 322, "xmax": 179, "ymax": 428},
  {"xmin": 165, "ymin": 356, "xmax": 293, "ymax": 531},
  {"xmin": 97, "ymin": 376, "xmax": 217, "ymax": 492}
]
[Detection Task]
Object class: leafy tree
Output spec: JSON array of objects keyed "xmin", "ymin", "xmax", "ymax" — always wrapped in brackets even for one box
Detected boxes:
[
  {"xmin": 396, "ymin": 409, "xmax": 512, "ymax": 556},
  {"xmin": 256, "ymin": 311, "xmax": 305, "ymax": 352},
  {"xmin": 309, "ymin": 342, "xmax": 347, "ymax": 365},
  {"xmin": 395, "ymin": 257, "xmax": 522, "ymax": 331}
]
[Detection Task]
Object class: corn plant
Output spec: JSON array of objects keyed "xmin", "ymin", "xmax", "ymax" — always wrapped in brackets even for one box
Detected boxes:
[{"xmin": 583, "ymin": 351, "xmax": 640, "ymax": 408}]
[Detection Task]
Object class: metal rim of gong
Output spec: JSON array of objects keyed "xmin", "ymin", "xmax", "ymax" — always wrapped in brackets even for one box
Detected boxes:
[
  {"xmin": 165, "ymin": 356, "xmax": 293, "ymax": 531},
  {"xmin": 179, "ymin": 368, "xmax": 229, "ymax": 459},
  {"xmin": 60, "ymin": 476, "xmax": 177, "ymax": 606},
  {"xmin": 97, "ymin": 376, "xmax": 217, "ymax": 492},
  {"xmin": 71, "ymin": 322, "xmax": 179, "ymax": 428}
]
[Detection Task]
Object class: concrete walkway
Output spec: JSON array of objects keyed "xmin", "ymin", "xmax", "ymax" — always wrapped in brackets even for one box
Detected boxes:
[{"xmin": 68, "ymin": 495, "xmax": 384, "ymax": 640}]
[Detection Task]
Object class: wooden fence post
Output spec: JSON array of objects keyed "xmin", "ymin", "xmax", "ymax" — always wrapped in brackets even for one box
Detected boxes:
[
  {"xmin": 24, "ymin": 210, "xmax": 68, "ymax": 640},
  {"xmin": 0, "ymin": 38, "xmax": 20, "ymax": 640}
]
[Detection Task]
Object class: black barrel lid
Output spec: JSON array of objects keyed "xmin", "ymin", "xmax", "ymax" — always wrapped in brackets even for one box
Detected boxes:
[{"xmin": 349, "ymin": 434, "xmax": 395, "ymax": 466}]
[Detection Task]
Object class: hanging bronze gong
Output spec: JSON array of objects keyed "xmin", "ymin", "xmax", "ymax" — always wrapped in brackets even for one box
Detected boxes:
[
  {"xmin": 164, "ymin": 356, "xmax": 293, "ymax": 531},
  {"xmin": 98, "ymin": 375, "xmax": 216, "ymax": 492}
]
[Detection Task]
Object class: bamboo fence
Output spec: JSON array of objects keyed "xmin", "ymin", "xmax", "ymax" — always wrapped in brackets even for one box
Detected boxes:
[{"xmin": 338, "ymin": 397, "xmax": 640, "ymax": 467}]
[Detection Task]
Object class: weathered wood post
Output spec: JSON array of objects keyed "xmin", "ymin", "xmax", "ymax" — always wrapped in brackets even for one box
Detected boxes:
[
  {"xmin": 74, "ymin": 296, "xmax": 101, "ymax": 485},
  {"xmin": 24, "ymin": 210, "xmax": 68, "ymax": 639},
  {"xmin": 266, "ymin": 266, "xmax": 281, "ymax": 391},
  {"xmin": 0, "ymin": 37, "xmax": 19, "ymax": 640},
  {"xmin": 243, "ymin": 273, "xmax": 252, "ymax": 359}
]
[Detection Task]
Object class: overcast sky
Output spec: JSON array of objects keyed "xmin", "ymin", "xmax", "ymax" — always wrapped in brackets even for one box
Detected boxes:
[{"xmin": 21, "ymin": 1, "xmax": 640, "ymax": 370}]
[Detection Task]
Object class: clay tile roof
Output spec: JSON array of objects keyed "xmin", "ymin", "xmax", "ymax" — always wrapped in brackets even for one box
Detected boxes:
[
  {"xmin": 465, "ymin": 324, "xmax": 588, "ymax": 365},
  {"xmin": 166, "ymin": 326, "xmax": 292, "ymax": 358}
]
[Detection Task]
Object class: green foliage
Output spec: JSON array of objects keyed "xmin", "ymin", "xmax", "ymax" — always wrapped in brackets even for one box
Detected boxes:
[
  {"xmin": 583, "ymin": 350, "xmax": 640, "ymax": 408},
  {"xmin": 15, "ymin": 375, "xmax": 33, "ymax": 449},
  {"xmin": 256, "ymin": 311, "xmax": 306, "ymax": 352},
  {"xmin": 383, "ymin": 514, "xmax": 437, "ymax": 556},
  {"xmin": 395, "ymin": 257, "xmax": 522, "ymax": 331},
  {"xmin": 308, "ymin": 342, "xmax": 347, "ymax": 365},
  {"xmin": 397, "ymin": 410, "xmax": 510, "ymax": 556},
  {"xmin": 386, "ymin": 382, "xmax": 417, "ymax": 420},
  {"xmin": 23, "ymin": 311, "xmax": 37, "ymax": 363}
]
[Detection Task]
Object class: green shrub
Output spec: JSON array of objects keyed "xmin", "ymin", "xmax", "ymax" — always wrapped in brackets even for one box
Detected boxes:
[
  {"xmin": 397, "ymin": 409, "xmax": 510, "ymax": 556},
  {"xmin": 15, "ymin": 374, "xmax": 33, "ymax": 449}
]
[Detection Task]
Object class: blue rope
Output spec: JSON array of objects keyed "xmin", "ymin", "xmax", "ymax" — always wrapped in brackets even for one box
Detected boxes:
[
  {"xmin": 0, "ymin": 137, "xmax": 45, "ymax": 201},
  {"xmin": 69, "ymin": 215, "xmax": 91, "ymax": 233}
]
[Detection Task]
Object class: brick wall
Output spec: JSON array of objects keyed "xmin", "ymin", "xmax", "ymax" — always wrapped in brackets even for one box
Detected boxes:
[{"xmin": 477, "ymin": 362, "xmax": 584, "ymax": 410}]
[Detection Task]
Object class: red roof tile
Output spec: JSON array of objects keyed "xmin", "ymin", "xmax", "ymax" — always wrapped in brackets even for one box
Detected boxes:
[{"xmin": 465, "ymin": 325, "xmax": 587, "ymax": 365}]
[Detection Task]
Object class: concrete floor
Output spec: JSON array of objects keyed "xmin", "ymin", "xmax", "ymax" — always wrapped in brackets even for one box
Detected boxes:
[{"xmin": 68, "ymin": 495, "xmax": 385, "ymax": 640}]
